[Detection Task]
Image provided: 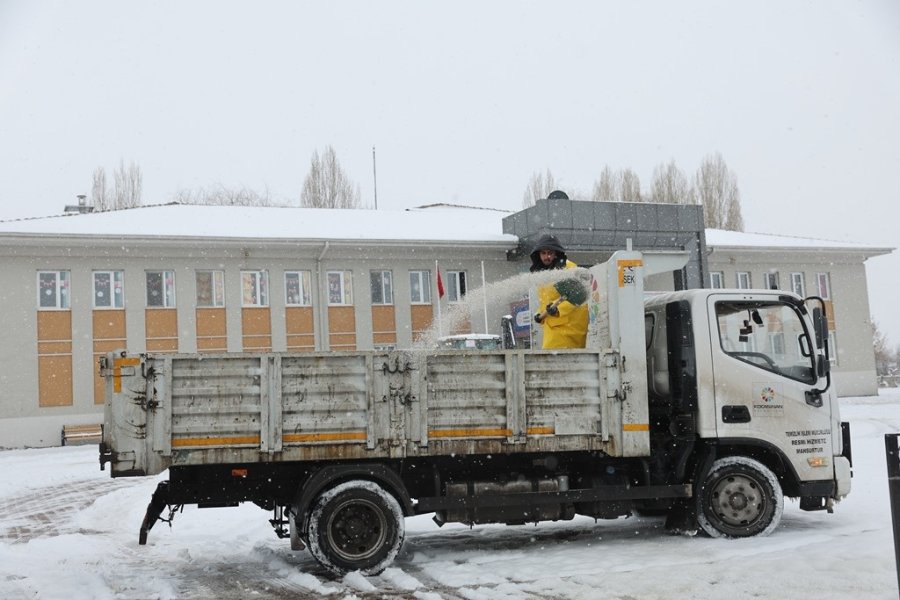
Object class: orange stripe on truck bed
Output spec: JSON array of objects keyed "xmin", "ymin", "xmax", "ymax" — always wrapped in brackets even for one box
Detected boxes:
[
  {"xmin": 172, "ymin": 435, "xmax": 261, "ymax": 448},
  {"xmin": 283, "ymin": 431, "xmax": 367, "ymax": 443},
  {"xmin": 622, "ymin": 423, "xmax": 650, "ymax": 431}
]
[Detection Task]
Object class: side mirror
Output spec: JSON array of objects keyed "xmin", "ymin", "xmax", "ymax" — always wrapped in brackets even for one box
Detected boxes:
[
  {"xmin": 817, "ymin": 354, "xmax": 830, "ymax": 377},
  {"xmin": 812, "ymin": 307, "xmax": 827, "ymax": 350}
]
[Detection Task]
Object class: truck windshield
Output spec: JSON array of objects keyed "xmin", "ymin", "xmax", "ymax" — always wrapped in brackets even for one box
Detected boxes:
[{"xmin": 715, "ymin": 300, "xmax": 816, "ymax": 384}]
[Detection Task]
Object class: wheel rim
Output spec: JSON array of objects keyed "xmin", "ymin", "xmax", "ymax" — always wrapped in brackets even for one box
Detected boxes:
[
  {"xmin": 708, "ymin": 472, "xmax": 767, "ymax": 529},
  {"xmin": 325, "ymin": 497, "xmax": 388, "ymax": 562}
]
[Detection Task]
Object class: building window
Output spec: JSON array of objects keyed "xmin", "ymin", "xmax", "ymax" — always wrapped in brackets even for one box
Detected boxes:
[
  {"xmin": 370, "ymin": 270, "xmax": 393, "ymax": 305},
  {"xmin": 409, "ymin": 270, "xmax": 432, "ymax": 304},
  {"xmin": 241, "ymin": 270, "xmax": 269, "ymax": 307},
  {"xmin": 38, "ymin": 271, "xmax": 71, "ymax": 309},
  {"xmin": 709, "ymin": 271, "xmax": 724, "ymax": 289},
  {"xmin": 790, "ymin": 272, "xmax": 805, "ymax": 297},
  {"xmin": 93, "ymin": 270, "xmax": 124, "ymax": 308},
  {"xmin": 816, "ymin": 272, "xmax": 832, "ymax": 300},
  {"xmin": 447, "ymin": 271, "xmax": 466, "ymax": 303},
  {"xmin": 196, "ymin": 270, "xmax": 225, "ymax": 307},
  {"xmin": 828, "ymin": 331, "xmax": 838, "ymax": 365},
  {"xmin": 146, "ymin": 271, "xmax": 176, "ymax": 307},
  {"xmin": 327, "ymin": 270, "xmax": 353, "ymax": 305},
  {"xmin": 764, "ymin": 271, "xmax": 779, "ymax": 290},
  {"xmin": 285, "ymin": 271, "xmax": 312, "ymax": 306},
  {"xmin": 736, "ymin": 272, "xmax": 751, "ymax": 289}
]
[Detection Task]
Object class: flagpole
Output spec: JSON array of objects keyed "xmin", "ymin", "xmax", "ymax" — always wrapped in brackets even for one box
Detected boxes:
[
  {"xmin": 481, "ymin": 260, "xmax": 488, "ymax": 333},
  {"xmin": 435, "ymin": 260, "xmax": 442, "ymax": 337}
]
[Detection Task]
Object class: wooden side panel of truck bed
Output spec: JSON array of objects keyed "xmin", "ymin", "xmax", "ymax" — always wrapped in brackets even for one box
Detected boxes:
[{"xmin": 104, "ymin": 349, "xmax": 625, "ymax": 477}]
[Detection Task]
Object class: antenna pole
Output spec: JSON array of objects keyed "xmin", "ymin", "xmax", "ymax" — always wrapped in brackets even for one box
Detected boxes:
[{"xmin": 372, "ymin": 146, "xmax": 378, "ymax": 210}]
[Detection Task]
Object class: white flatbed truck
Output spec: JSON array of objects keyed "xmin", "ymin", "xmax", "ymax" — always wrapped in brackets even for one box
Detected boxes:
[{"xmin": 99, "ymin": 250, "xmax": 851, "ymax": 576}]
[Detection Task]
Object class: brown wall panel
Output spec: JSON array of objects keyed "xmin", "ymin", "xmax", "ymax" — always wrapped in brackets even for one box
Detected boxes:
[
  {"xmin": 242, "ymin": 307, "xmax": 272, "ymax": 351},
  {"xmin": 93, "ymin": 310, "xmax": 126, "ymax": 339},
  {"xmin": 145, "ymin": 309, "xmax": 178, "ymax": 339},
  {"xmin": 37, "ymin": 341, "xmax": 72, "ymax": 354},
  {"xmin": 328, "ymin": 306, "xmax": 356, "ymax": 350},
  {"xmin": 286, "ymin": 307, "xmax": 315, "ymax": 351},
  {"xmin": 37, "ymin": 311, "xmax": 72, "ymax": 341},
  {"xmin": 38, "ymin": 355, "xmax": 73, "ymax": 407},
  {"xmin": 37, "ymin": 311, "xmax": 73, "ymax": 407},
  {"xmin": 410, "ymin": 305, "xmax": 434, "ymax": 342},
  {"xmin": 197, "ymin": 337, "xmax": 227, "ymax": 352},
  {"xmin": 146, "ymin": 338, "xmax": 179, "ymax": 352},
  {"xmin": 196, "ymin": 308, "xmax": 227, "ymax": 353},
  {"xmin": 94, "ymin": 310, "xmax": 127, "ymax": 403},
  {"xmin": 372, "ymin": 305, "xmax": 396, "ymax": 346}
]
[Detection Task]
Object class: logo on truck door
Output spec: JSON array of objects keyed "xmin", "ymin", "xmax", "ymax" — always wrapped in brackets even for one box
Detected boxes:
[{"xmin": 751, "ymin": 382, "xmax": 784, "ymax": 416}]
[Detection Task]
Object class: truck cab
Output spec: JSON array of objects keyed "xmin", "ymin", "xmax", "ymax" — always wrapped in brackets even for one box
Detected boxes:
[{"xmin": 643, "ymin": 288, "xmax": 851, "ymax": 531}]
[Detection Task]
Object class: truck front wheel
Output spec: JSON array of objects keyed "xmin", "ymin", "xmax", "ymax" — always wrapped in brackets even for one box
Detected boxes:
[
  {"xmin": 307, "ymin": 480, "xmax": 405, "ymax": 576},
  {"xmin": 697, "ymin": 456, "xmax": 783, "ymax": 538}
]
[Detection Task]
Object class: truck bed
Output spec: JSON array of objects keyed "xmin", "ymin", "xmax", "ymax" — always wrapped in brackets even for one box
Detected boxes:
[{"xmin": 102, "ymin": 348, "xmax": 639, "ymax": 477}]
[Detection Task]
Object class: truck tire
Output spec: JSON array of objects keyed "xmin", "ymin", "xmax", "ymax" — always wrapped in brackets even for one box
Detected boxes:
[
  {"xmin": 306, "ymin": 480, "xmax": 405, "ymax": 576},
  {"xmin": 696, "ymin": 456, "xmax": 783, "ymax": 538}
]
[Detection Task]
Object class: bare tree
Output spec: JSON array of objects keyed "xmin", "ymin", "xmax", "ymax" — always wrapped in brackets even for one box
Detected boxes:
[
  {"xmin": 591, "ymin": 166, "xmax": 644, "ymax": 202},
  {"xmin": 693, "ymin": 152, "xmax": 744, "ymax": 231},
  {"xmin": 650, "ymin": 160, "xmax": 691, "ymax": 204},
  {"xmin": 522, "ymin": 169, "xmax": 558, "ymax": 207},
  {"xmin": 112, "ymin": 159, "xmax": 143, "ymax": 209},
  {"xmin": 873, "ymin": 321, "xmax": 892, "ymax": 375},
  {"xmin": 91, "ymin": 167, "xmax": 111, "ymax": 211},
  {"xmin": 172, "ymin": 183, "xmax": 275, "ymax": 206},
  {"xmin": 620, "ymin": 168, "xmax": 643, "ymax": 203},
  {"xmin": 300, "ymin": 146, "xmax": 361, "ymax": 209},
  {"xmin": 590, "ymin": 166, "xmax": 616, "ymax": 202}
]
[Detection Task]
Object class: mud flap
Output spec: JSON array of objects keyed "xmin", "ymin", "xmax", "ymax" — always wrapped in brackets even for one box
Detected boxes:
[
  {"xmin": 664, "ymin": 498, "xmax": 698, "ymax": 534},
  {"xmin": 139, "ymin": 481, "xmax": 170, "ymax": 545}
]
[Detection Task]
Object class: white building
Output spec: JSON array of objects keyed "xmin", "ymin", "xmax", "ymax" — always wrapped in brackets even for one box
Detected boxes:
[{"xmin": 0, "ymin": 202, "xmax": 891, "ymax": 447}]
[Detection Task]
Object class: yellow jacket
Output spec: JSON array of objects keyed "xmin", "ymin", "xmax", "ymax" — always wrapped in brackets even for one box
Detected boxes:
[{"xmin": 537, "ymin": 260, "xmax": 588, "ymax": 349}]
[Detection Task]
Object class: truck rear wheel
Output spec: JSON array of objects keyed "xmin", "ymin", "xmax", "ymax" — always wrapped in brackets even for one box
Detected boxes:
[
  {"xmin": 307, "ymin": 480, "xmax": 404, "ymax": 576},
  {"xmin": 697, "ymin": 456, "xmax": 783, "ymax": 538}
]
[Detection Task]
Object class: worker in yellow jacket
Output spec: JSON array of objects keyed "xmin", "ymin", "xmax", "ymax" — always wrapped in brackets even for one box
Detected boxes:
[{"xmin": 530, "ymin": 234, "xmax": 589, "ymax": 349}]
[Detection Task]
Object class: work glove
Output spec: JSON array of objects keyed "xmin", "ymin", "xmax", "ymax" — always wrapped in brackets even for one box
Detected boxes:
[
  {"xmin": 533, "ymin": 312, "xmax": 544, "ymax": 324},
  {"xmin": 545, "ymin": 303, "xmax": 560, "ymax": 317}
]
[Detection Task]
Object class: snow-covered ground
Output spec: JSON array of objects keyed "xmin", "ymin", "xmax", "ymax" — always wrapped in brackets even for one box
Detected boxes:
[{"xmin": 3, "ymin": 389, "xmax": 900, "ymax": 600}]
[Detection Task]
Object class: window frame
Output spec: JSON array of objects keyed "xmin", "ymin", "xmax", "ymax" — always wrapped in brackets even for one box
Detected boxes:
[
  {"xmin": 709, "ymin": 271, "xmax": 725, "ymax": 289},
  {"xmin": 370, "ymin": 270, "xmax": 394, "ymax": 305},
  {"xmin": 196, "ymin": 269, "xmax": 225, "ymax": 308},
  {"xmin": 790, "ymin": 272, "xmax": 806, "ymax": 297},
  {"xmin": 284, "ymin": 270, "xmax": 312, "ymax": 306},
  {"xmin": 764, "ymin": 271, "xmax": 779, "ymax": 291},
  {"xmin": 92, "ymin": 270, "xmax": 125, "ymax": 309},
  {"xmin": 409, "ymin": 270, "xmax": 432, "ymax": 305},
  {"xmin": 241, "ymin": 270, "xmax": 269, "ymax": 307},
  {"xmin": 37, "ymin": 270, "xmax": 71, "ymax": 310},
  {"xmin": 447, "ymin": 270, "xmax": 467, "ymax": 303},
  {"xmin": 146, "ymin": 270, "xmax": 176, "ymax": 308},
  {"xmin": 327, "ymin": 270, "xmax": 353, "ymax": 306},
  {"xmin": 816, "ymin": 272, "xmax": 832, "ymax": 300},
  {"xmin": 736, "ymin": 271, "xmax": 752, "ymax": 289},
  {"xmin": 715, "ymin": 299, "xmax": 816, "ymax": 384}
]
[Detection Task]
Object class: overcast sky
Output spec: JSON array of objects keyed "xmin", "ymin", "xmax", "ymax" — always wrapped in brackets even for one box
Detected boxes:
[{"xmin": 1, "ymin": 1, "xmax": 899, "ymax": 342}]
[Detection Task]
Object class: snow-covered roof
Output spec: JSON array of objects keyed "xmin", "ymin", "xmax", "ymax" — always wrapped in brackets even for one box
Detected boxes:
[
  {"xmin": 0, "ymin": 205, "xmax": 891, "ymax": 256},
  {"xmin": 0, "ymin": 203, "xmax": 518, "ymax": 245},
  {"xmin": 705, "ymin": 228, "xmax": 893, "ymax": 254}
]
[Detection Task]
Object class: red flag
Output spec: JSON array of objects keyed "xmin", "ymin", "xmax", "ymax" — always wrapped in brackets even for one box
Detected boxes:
[{"xmin": 437, "ymin": 269, "xmax": 445, "ymax": 299}]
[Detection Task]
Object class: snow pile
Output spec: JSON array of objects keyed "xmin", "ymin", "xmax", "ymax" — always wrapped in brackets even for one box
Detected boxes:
[{"xmin": 1, "ymin": 390, "xmax": 899, "ymax": 599}]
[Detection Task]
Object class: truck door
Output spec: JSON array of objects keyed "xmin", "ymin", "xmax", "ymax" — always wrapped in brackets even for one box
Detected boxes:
[{"xmin": 707, "ymin": 295, "xmax": 835, "ymax": 483}]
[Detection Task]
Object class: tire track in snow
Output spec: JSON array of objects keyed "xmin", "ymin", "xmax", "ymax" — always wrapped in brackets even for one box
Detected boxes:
[{"xmin": 0, "ymin": 477, "xmax": 137, "ymax": 543}]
